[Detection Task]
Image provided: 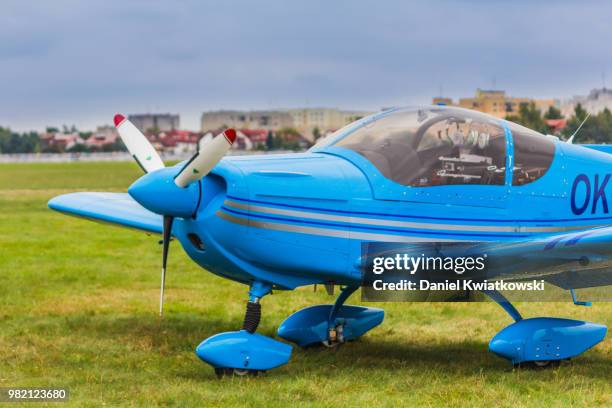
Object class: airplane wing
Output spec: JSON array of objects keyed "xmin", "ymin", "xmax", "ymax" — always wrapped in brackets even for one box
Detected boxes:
[
  {"xmin": 48, "ymin": 192, "xmax": 163, "ymax": 234},
  {"xmin": 367, "ymin": 228, "xmax": 612, "ymax": 290},
  {"xmin": 479, "ymin": 227, "xmax": 612, "ymax": 289}
]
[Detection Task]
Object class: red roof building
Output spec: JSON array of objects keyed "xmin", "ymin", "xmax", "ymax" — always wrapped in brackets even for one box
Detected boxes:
[
  {"xmin": 239, "ymin": 129, "xmax": 268, "ymax": 144},
  {"xmin": 545, "ymin": 118, "xmax": 567, "ymax": 134},
  {"xmin": 85, "ymin": 126, "xmax": 119, "ymax": 147}
]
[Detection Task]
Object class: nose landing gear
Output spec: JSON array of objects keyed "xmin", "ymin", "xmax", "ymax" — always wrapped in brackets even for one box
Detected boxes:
[{"xmin": 196, "ymin": 281, "xmax": 293, "ymax": 377}]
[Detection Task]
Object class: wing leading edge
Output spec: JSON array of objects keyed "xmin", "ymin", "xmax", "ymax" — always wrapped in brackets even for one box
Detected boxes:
[{"xmin": 48, "ymin": 192, "xmax": 163, "ymax": 234}]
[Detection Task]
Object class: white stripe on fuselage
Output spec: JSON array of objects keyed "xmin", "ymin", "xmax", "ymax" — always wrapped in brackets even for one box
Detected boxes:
[
  {"xmin": 216, "ymin": 210, "xmax": 459, "ymax": 242},
  {"xmin": 223, "ymin": 199, "xmax": 594, "ymax": 234}
]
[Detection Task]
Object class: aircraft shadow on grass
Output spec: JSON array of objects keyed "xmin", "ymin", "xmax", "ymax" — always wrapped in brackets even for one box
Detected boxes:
[{"xmin": 57, "ymin": 314, "xmax": 610, "ymax": 378}]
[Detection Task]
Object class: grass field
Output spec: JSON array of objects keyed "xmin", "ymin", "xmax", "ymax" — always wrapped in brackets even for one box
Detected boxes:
[{"xmin": 0, "ymin": 162, "xmax": 611, "ymax": 407}]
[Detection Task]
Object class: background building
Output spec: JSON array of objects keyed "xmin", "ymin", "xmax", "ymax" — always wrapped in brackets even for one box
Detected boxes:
[
  {"xmin": 200, "ymin": 110, "xmax": 293, "ymax": 133},
  {"xmin": 433, "ymin": 89, "xmax": 558, "ymax": 118},
  {"xmin": 85, "ymin": 125, "xmax": 119, "ymax": 148},
  {"xmin": 288, "ymin": 108, "xmax": 373, "ymax": 140},
  {"xmin": 201, "ymin": 108, "xmax": 373, "ymax": 141},
  {"xmin": 40, "ymin": 131, "xmax": 84, "ymax": 151},
  {"xmin": 561, "ymin": 88, "xmax": 612, "ymax": 117},
  {"xmin": 128, "ymin": 113, "xmax": 180, "ymax": 132}
]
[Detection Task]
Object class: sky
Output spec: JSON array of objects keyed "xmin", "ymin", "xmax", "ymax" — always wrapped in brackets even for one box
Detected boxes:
[{"xmin": 1, "ymin": 0, "xmax": 612, "ymax": 132}]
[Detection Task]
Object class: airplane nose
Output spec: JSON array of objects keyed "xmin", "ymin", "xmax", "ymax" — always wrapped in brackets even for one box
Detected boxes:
[{"xmin": 128, "ymin": 167, "xmax": 200, "ymax": 218}]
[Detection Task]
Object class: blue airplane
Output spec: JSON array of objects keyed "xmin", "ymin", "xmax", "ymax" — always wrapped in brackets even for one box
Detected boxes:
[{"xmin": 48, "ymin": 107, "xmax": 610, "ymax": 376}]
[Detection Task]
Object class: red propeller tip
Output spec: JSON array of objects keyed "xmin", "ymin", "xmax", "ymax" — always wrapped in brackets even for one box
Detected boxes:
[
  {"xmin": 224, "ymin": 128, "xmax": 237, "ymax": 144},
  {"xmin": 113, "ymin": 114, "xmax": 126, "ymax": 127}
]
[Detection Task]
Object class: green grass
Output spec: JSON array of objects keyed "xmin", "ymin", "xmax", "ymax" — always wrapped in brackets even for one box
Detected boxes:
[{"xmin": 0, "ymin": 162, "xmax": 610, "ymax": 407}]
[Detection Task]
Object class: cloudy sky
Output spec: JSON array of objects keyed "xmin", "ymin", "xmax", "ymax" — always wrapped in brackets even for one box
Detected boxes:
[{"xmin": 1, "ymin": 0, "xmax": 611, "ymax": 131}]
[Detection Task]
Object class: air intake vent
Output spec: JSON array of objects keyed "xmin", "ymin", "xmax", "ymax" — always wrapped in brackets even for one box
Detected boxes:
[{"xmin": 188, "ymin": 233, "xmax": 205, "ymax": 251}]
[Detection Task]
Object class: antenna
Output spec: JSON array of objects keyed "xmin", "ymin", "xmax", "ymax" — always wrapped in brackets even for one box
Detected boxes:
[{"xmin": 567, "ymin": 112, "xmax": 591, "ymax": 144}]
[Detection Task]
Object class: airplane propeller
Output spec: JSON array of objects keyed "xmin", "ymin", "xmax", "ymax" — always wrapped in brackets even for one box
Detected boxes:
[
  {"xmin": 174, "ymin": 128, "xmax": 236, "ymax": 187},
  {"xmin": 113, "ymin": 114, "xmax": 165, "ymax": 173},
  {"xmin": 113, "ymin": 114, "xmax": 236, "ymax": 316}
]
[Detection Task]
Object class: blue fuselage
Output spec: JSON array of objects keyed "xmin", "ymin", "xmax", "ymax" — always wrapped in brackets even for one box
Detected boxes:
[{"xmin": 171, "ymin": 137, "xmax": 612, "ymax": 290}]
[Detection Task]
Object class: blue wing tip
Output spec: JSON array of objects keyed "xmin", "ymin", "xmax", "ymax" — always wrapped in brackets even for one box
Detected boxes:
[
  {"xmin": 48, "ymin": 195, "xmax": 63, "ymax": 211},
  {"xmin": 47, "ymin": 193, "xmax": 74, "ymax": 212}
]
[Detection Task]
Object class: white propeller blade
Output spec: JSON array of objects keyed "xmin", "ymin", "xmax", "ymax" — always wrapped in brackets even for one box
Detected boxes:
[
  {"xmin": 174, "ymin": 129, "xmax": 236, "ymax": 187},
  {"xmin": 114, "ymin": 114, "xmax": 165, "ymax": 173}
]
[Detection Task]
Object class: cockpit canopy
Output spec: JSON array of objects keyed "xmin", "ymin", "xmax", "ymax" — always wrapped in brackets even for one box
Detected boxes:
[{"xmin": 315, "ymin": 107, "xmax": 554, "ymax": 187}]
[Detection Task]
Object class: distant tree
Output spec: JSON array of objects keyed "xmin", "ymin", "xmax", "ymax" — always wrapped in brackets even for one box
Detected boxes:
[
  {"xmin": 283, "ymin": 141, "xmax": 300, "ymax": 151},
  {"xmin": 102, "ymin": 139, "xmax": 127, "ymax": 152},
  {"xmin": 312, "ymin": 127, "xmax": 321, "ymax": 140},
  {"xmin": 572, "ymin": 103, "xmax": 589, "ymax": 122},
  {"xmin": 276, "ymin": 127, "xmax": 301, "ymax": 138},
  {"xmin": 265, "ymin": 131, "xmax": 274, "ymax": 150},
  {"xmin": 22, "ymin": 132, "xmax": 41, "ymax": 153},
  {"xmin": 506, "ymin": 102, "xmax": 547, "ymax": 133},
  {"xmin": 562, "ymin": 104, "xmax": 612, "ymax": 143},
  {"xmin": 0, "ymin": 127, "xmax": 10, "ymax": 153},
  {"xmin": 562, "ymin": 103, "xmax": 590, "ymax": 141},
  {"xmin": 273, "ymin": 135, "xmax": 283, "ymax": 149},
  {"xmin": 0, "ymin": 128, "xmax": 41, "ymax": 153},
  {"xmin": 599, "ymin": 108, "xmax": 612, "ymax": 143},
  {"xmin": 67, "ymin": 143, "xmax": 89, "ymax": 153},
  {"xmin": 79, "ymin": 131, "xmax": 93, "ymax": 140},
  {"xmin": 101, "ymin": 143, "xmax": 116, "ymax": 152},
  {"xmin": 46, "ymin": 127, "xmax": 59, "ymax": 133},
  {"xmin": 544, "ymin": 106, "xmax": 563, "ymax": 120}
]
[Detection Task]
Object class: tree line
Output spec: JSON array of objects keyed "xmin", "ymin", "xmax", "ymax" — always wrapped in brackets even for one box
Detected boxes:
[
  {"xmin": 0, "ymin": 128, "xmax": 41, "ymax": 154},
  {"xmin": 506, "ymin": 102, "xmax": 612, "ymax": 143},
  {"xmin": 0, "ymin": 126, "xmax": 126, "ymax": 154},
  {"xmin": 3, "ymin": 105, "xmax": 612, "ymax": 154}
]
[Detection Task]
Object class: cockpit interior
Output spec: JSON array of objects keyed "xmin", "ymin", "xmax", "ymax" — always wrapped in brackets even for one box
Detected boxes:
[{"xmin": 321, "ymin": 107, "xmax": 554, "ymax": 188}]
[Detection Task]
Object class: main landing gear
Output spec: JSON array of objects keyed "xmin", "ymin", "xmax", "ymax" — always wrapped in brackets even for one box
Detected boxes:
[
  {"xmin": 277, "ymin": 285, "xmax": 384, "ymax": 348},
  {"xmin": 484, "ymin": 290, "xmax": 607, "ymax": 367},
  {"xmin": 195, "ymin": 282, "xmax": 385, "ymax": 376},
  {"xmin": 195, "ymin": 281, "xmax": 292, "ymax": 377}
]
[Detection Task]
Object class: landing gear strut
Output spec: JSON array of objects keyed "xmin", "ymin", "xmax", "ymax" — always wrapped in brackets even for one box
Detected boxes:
[
  {"xmin": 322, "ymin": 285, "xmax": 358, "ymax": 347},
  {"xmin": 242, "ymin": 300, "xmax": 262, "ymax": 333},
  {"xmin": 196, "ymin": 281, "xmax": 292, "ymax": 377}
]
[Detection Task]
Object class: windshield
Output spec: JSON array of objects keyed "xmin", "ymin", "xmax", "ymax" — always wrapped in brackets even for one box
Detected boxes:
[
  {"xmin": 331, "ymin": 107, "xmax": 508, "ymax": 187},
  {"xmin": 505, "ymin": 121, "xmax": 555, "ymax": 186}
]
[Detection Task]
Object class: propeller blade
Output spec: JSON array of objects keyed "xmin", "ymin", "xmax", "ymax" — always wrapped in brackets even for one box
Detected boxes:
[
  {"xmin": 174, "ymin": 129, "xmax": 236, "ymax": 188},
  {"xmin": 114, "ymin": 114, "xmax": 165, "ymax": 173},
  {"xmin": 160, "ymin": 215, "xmax": 174, "ymax": 316}
]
